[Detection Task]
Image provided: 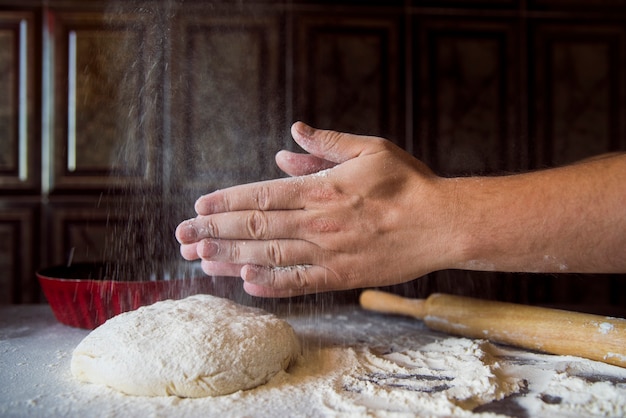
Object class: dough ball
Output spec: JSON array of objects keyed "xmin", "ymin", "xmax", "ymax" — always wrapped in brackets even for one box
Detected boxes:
[{"xmin": 70, "ymin": 294, "xmax": 301, "ymax": 398}]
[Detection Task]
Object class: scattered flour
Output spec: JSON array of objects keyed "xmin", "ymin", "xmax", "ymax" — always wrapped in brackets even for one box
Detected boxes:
[
  {"xmin": 66, "ymin": 338, "xmax": 522, "ymax": 417},
  {"xmin": 57, "ymin": 336, "xmax": 626, "ymax": 417},
  {"xmin": 597, "ymin": 322, "xmax": 615, "ymax": 335},
  {"xmin": 271, "ymin": 264, "xmax": 312, "ymax": 272},
  {"xmin": 508, "ymin": 350, "xmax": 626, "ymax": 417},
  {"xmin": 2, "ymin": 305, "xmax": 626, "ymax": 417},
  {"xmin": 311, "ymin": 168, "xmax": 332, "ymax": 178},
  {"xmin": 332, "ymin": 338, "xmax": 523, "ymax": 416}
]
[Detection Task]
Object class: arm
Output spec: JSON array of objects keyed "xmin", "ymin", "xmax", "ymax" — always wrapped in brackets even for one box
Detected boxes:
[
  {"xmin": 452, "ymin": 154, "xmax": 626, "ymax": 274},
  {"xmin": 175, "ymin": 122, "xmax": 626, "ymax": 297}
]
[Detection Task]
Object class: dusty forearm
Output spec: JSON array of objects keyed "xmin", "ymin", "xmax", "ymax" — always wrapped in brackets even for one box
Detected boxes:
[{"xmin": 445, "ymin": 153, "xmax": 626, "ymax": 274}]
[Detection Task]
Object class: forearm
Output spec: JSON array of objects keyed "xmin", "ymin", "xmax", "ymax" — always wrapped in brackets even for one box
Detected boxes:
[{"xmin": 447, "ymin": 154, "xmax": 626, "ymax": 273}]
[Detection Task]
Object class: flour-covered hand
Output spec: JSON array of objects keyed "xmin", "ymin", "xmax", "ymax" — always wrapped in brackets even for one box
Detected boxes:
[{"xmin": 175, "ymin": 122, "xmax": 460, "ymax": 297}]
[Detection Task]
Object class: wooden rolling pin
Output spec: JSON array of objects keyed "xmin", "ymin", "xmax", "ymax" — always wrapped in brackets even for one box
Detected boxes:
[{"xmin": 360, "ymin": 290, "xmax": 626, "ymax": 368}]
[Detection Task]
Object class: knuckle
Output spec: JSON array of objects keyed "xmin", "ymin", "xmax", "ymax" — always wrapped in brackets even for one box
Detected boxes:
[
  {"xmin": 254, "ymin": 186, "xmax": 272, "ymax": 211},
  {"xmin": 308, "ymin": 182, "xmax": 340, "ymax": 203},
  {"xmin": 220, "ymin": 192, "xmax": 233, "ymax": 212},
  {"xmin": 246, "ymin": 210, "xmax": 268, "ymax": 239},
  {"xmin": 320, "ymin": 130, "xmax": 343, "ymax": 153},
  {"xmin": 266, "ymin": 240, "xmax": 283, "ymax": 266},
  {"xmin": 269, "ymin": 265, "xmax": 310, "ymax": 290},
  {"xmin": 343, "ymin": 269, "xmax": 361, "ymax": 287},
  {"xmin": 307, "ymin": 216, "xmax": 340, "ymax": 233},
  {"xmin": 227, "ymin": 241, "xmax": 240, "ymax": 262},
  {"xmin": 267, "ymin": 268, "xmax": 281, "ymax": 289},
  {"xmin": 292, "ymin": 268, "xmax": 309, "ymax": 289},
  {"xmin": 204, "ymin": 217, "xmax": 219, "ymax": 238}
]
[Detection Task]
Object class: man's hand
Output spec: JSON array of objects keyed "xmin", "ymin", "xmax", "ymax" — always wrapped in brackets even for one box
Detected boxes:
[{"xmin": 175, "ymin": 122, "xmax": 460, "ymax": 297}]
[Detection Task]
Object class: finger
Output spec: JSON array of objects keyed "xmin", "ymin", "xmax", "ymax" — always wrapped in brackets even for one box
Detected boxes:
[
  {"xmin": 240, "ymin": 264, "xmax": 340, "ymax": 297},
  {"xmin": 180, "ymin": 243, "xmax": 200, "ymax": 260},
  {"xmin": 242, "ymin": 282, "xmax": 302, "ymax": 298},
  {"xmin": 291, "ymin": 121, "xmax": 380, "ymax": 164},
  {"xmin": 176, "ymin": 219, "xmax": 207, "ymax": 244},
  {"xmin": 176, "ymin": 210, "xmax": 340, "ymax": 244},
  {"xmin": 200, "ymin": 260, "xmax": 243, "ymax": 277},
  {"xmin": 196, "ymin": 238, "xmax": 319, "ymax": 268},
  {"xmin": 275, "ymin": 150, "xmax": 336, "ymax": 177},
  {"xmin": 194, "ymin": 177, "xmax": 306, "ymax": 216}
]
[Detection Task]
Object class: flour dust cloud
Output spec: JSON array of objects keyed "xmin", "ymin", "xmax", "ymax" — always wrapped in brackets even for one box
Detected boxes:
[{"xmin": 98, "ymin": 0, "xmax": 289, "ymax": 307}]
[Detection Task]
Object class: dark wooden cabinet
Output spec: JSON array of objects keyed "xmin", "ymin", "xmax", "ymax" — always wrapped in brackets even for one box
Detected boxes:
[
  {"xmin": 0, "ymin": 204, "xmax": 38, "ymax": 303},
  {"xmin": 169, "ymin": 8, "xmax": 285, "ymax": 195},
  {"xmin": 530, "ymin": 21, "xmax": 626, "ymax": 167},
  {"xmin": 48, "ymin": 9, "xmax": 160, "ymax": 193},
  {"xmin": 293, "ymin": 12, "xmax": 404, "ymax": 144},
  {"xmin": 0, "ymin": 0, "xmax": 624, "ymax": 312},
  {"xmin": 0, "ymin": 10, "xmax": 39, "ymax": 192},
  {"xmin": 414, "ymin": 17, "xmax": 523, "ymax": 175}
]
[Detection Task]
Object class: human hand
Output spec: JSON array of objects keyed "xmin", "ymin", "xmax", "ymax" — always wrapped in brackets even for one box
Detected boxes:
[{"xmin": 175, "ymin": 122, "xmax": 461, "ymax": 297}]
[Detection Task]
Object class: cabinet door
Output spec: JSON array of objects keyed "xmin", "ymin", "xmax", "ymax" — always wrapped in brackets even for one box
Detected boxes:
[
  {"xmin": 169, "ymin": 10, "xmax": 284, "ymax": 197},
  {"xmin": 414, "ymin": 18, "xmax": 523, "ymax": 176},
  {"xmin": 47, "ymin": 202, "xmax": 137, "ymax": 266},
  {"xmin": 293, "ymin": 13, "xmax": 404, "ymax": 145},
  {"xmin": 0, "ymin": 11, "xmax": 39, "ymax": 192},
  {"xmin": 530, "ymin": 22, "xmax": 626, "ymax": 167},
  {"xmin": 47, "ymin": 10, "xmax": 161, "ymax": 193},
  {"xmin": 46, "ymin": 200, "xmax": 186, "ymax": 281},
  {"xmin": 529, "ymin": 0, "xmax": 626, "ymax": 10},
  {"xmin": 0, "ymin": 204, "xmax": 37, "ymax": 304}
]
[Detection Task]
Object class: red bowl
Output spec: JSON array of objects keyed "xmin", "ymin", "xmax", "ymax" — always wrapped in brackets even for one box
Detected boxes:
[{"xmin": 37, "ymin": 263, "xmax": 214, "ymax": 329}]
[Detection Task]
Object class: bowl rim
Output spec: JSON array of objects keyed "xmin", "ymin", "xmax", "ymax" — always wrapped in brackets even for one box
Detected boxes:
[{"xmin": 36, "ymin": 262, "xmax": 200, "ymax": 284}]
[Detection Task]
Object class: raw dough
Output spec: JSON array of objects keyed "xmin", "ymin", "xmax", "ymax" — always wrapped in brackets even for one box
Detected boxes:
[{"xmin": 70, "ymin": 294, "xmax": 301, "ymax": 398}]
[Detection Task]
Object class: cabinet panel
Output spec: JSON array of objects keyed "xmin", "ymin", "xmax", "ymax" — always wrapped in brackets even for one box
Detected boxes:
[
  {"xmin": 0, "ymin": 11, "xmax": 39, "ymax": 192},
  {"xmin": 415, "ymin": 19, "xmax": 522, "ymax": 175},
  {"xmin": 294, "ymin": 13, "xmax": 403, "ymax": 144},
  {"xmin": 529, "ymin": 0, "xmax": 626, "ymax": 10},
  {"xmin": 47, "ymin": 200, "xmax": 187, "ymax": 281},
  {"xmin": 412, "ymin": 0, "xmax": 519, "ymax": 8},
  {"xmin": 49, "ymin": 10, "xmax": 160, "ymax": 192},
  {"xmin": 170, "ymin": 12, "xmax": 284, "ymax": 195},
  {"xmin": 47, "ymin": 202, "xmax": 140, "ymax": 266},
  {"xmin": 0, "ymin": 204, "xmax": 37, "ymax": 304},
  {"xmin": 531, "ymin": 23, "xmax": 626, "ymax": 166}
]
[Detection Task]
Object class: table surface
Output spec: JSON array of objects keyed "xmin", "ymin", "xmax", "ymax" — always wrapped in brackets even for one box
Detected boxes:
[{"xmin": 1, "ymin": 303, "xmax": 625, "ymax": 418}]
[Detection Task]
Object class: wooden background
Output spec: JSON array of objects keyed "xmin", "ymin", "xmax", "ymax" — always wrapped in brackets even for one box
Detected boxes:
[{"xmin": 0, "ymin": 0, "xmax": 624, "ymax": 314}]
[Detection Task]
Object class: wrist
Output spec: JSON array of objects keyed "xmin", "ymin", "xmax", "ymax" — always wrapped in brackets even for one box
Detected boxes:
[
  {"xmin": 403, "ymin": 176, "xmax": 478, "ymax": 276},
  {"xmin": 434, "ymin": 176, "xmax": 508, "ymax": 273}
]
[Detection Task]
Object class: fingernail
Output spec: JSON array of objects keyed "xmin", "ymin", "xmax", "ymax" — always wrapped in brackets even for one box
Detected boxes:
[
  {"xmin": 241, "ymin": 265, "xmax": 264, "ymax": 284},
  {"xmin": 195, "ymin": 194, "xmax": 218, "ymax": 215},
  {"xmin": 198, "ymin": 240, "xmax": 218, "ymax": 258},
  {"xmin": 175, "ymin": 220, "xmax": 197, "ymax": 243},
  {"xmin": 295, "ymin": 121, "xmax": 314, "ymax": 137},
  {"xmin": 194, "ymin": 197, "xmax": 208, "ymax": 215}
]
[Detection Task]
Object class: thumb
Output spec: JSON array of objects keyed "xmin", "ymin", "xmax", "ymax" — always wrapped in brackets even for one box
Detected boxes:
[
  {"xmin": 275, "ymin": 150, "xmax": 336, "ymax": 177},
  {"xmin": 290, "ymin": 122, "xmax": 379, "ymax": 164}
]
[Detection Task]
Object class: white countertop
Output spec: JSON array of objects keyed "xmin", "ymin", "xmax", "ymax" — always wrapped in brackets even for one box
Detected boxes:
[{"xmin": 1, "ymin": 303, "xmax": 625, "ymax": 417}]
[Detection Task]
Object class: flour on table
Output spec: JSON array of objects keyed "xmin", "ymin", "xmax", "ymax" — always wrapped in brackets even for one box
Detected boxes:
[
  {"xmin": 68, "ymin": 337, "xmax": 525, "ymax": 417},
  {"xmin": 70, "ymin": 295, "xmax": 301, "ymax": 398},
  {"xmin": 329, "ymin": 338, "xmax": 523, "ymax": 416},
  {"xmin": 50, "ymin": 307, "xmax": 626, "ymax": 417},
  {"xmin": 510, "ymin": 350, "xmax": 626, "ymax": 417}
]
